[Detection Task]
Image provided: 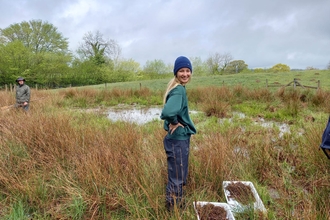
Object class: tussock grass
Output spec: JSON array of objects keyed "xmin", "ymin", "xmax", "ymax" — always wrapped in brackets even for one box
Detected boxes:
[
  {"xmin": 58, "ymin": 87, "xmax": 162, "ymax": 108},
  {"xmin": 0, "ymin": 84, "xmax": 329, "ymax": 219},
  {"xmin": 189, "ymin": 87, "xmax": 231, "ymax": 118}
]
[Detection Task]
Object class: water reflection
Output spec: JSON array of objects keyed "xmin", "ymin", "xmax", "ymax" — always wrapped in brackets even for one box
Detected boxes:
[
  {"xmin": 107, "ymin": 107, "xmax": 162, "ymax": 125},
  {"xmin": 218, "ymin": 112, "xmax": 291, "ymax": 138},
  {"xmin": 106, "ymin": 107, "xmax": 291, "ymax": 139}
]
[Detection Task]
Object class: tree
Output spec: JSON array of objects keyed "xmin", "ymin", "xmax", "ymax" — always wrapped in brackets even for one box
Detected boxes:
[
  {"xmin": 206, "ymin": 52, "xmax": 233, "ymax": 74},
  {"xmin": 270, "ymin": 63, "xmax": 290, "ymax": 73},
  {"xmin": 72, "ymin": 31, "xmax": 122, "ymax": 85},
  {"xmin": 0, "ymin": 20, "xmax": 72, "ymax": 87},
  {"xmin": 0, "ymin": 41, "xmax": 31, "ymax": 84},
  {"xmin": 106, "ymin": 58, "xmax": 140, "ymax": 82},
  {"xmin": 115, "ymin": 58, "xmax": 141, "ymax": 74},
  {"xmin": 31, "ymin": 52, "xmax": 72, "ymax": 87},
  {"xmin": 0, "ymin": 19, "xmax": 69, "ymax": 54},
  {"xmin": 225, "ymin": 60, "xmax": 248, "ymax": 74},
  {"xmin": 327, "ymin": 61, "xmax": 330, "ymax": 70},
  {"xmin": 143, "ymin": 59, "xmax": 169, "ymax": 75},
  {"xmin": 190, "ymin": 57, "xmax": 208, "ymax": 75},
  {"xmin": 70, "ymin": 59, "xmax": 104, "ymax": 85},
  {"xmin": 77, "ymin": 31, "xmax": 121, "ymax": 65}
]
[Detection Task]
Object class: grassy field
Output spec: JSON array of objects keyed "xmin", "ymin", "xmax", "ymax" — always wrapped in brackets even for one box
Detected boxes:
[
  {"xmin": 86, "ymin": 70, "xmax": 329, "ymax": 92},
  {"xmin": 0, "ymin": 71, "xmax": 330, "ymax": 219}
]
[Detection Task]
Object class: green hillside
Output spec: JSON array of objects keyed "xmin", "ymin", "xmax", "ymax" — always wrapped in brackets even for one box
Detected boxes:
[{"xmin": 87, "ymin": 70, "xmax": 329, "ymax": 92}]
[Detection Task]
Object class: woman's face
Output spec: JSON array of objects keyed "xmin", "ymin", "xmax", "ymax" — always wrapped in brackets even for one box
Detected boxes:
[{"xmin": 176, "ymin": 68, "xmax": 191, "ymax": 84}]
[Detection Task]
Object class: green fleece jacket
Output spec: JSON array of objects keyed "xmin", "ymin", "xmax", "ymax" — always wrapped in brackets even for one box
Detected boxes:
[{"xmin": 160, "ymin": 85, "xmax": 196, "ymax": 140}]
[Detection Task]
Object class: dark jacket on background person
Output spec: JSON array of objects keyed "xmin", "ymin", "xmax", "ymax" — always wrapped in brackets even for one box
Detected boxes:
[
  {"xmin": 160, "ymin": 85, "xmax": 196, "ymax": 140},
  {"xmin": 16, "ymin": 83, "xmax": 30, "ymax": 104}
]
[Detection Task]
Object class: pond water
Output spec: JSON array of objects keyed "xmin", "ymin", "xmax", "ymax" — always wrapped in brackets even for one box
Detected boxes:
[
  {"xmin": 107, "ymin": 107, "xmax": 162, "ymax": 125},
  {"xmin": 105, "ymin": 107, "xmax": 291, "ymax": 139},
  {"xmin": 218, "ymin": 112, "xmax": 291, "ymax": 137},
  {"xmin": 106, "ymin": 107, "xmax": 199, "ymax": 125},
  {"xmin": 257, "ymin": 120, "xmax": 290, "ymax": 138}
]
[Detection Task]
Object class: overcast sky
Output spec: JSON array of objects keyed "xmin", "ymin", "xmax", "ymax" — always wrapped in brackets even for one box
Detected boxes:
[{"xmin": 1, "ymin": 0, "xmax": 329, "ymax": 69}]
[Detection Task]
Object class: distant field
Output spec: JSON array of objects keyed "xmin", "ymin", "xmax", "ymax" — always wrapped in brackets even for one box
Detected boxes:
[{"xmin": 86, "ymin": 70, "xmax": 329, "ymax": 91}]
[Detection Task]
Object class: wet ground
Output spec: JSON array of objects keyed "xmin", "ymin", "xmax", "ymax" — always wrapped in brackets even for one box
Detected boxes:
[
  {"xmin": 105, "ymin": 105, "xmax": 199, "ymax": 125},
  {"xmin": 103, "ymin": 106, "xmax": 292, "ymax": 139},
  {"xmin": 107, "ymin": 107, "xmax": 162, "ymax": 125}
]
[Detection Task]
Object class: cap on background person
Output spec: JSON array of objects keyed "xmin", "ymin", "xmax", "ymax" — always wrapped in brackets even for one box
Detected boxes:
[{"xmin": 16, "ymin": 77, "xmax": 25, "ymax": 82}]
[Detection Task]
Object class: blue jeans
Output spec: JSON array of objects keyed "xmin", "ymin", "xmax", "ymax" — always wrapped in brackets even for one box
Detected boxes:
[{"xmin": 164, "ymin": 136, "xmax": 190, "ymax": 206}]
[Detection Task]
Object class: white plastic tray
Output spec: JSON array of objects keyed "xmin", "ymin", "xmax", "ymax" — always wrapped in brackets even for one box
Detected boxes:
[
  {"xmin": 193, "ymin": 201, "xmax": 236, "ymax": 220},
  {"xmin": 223, "ymin": 181, "xmax": 267, "ymax": 213}
]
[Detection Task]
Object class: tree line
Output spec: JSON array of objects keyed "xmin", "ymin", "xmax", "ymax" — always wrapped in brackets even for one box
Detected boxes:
[{"xmin": 1, "ymin": 19, "xmax": 325, "ymax": 89}]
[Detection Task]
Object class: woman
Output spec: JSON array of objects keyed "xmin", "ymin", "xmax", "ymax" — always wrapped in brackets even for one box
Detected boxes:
[{"xmin": 160, "ymin": 56, "xmax": 197, "ymax": 211}]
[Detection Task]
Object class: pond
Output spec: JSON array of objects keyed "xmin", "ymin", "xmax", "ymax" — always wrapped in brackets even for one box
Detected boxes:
[
  {"xmin": 106, "ymin": 106, "xmax": 199, "ymax": 125},
  {"xmin": 105, "ymin": 106, "xmax": 291, "ymax": 140},
  {"xmin": 107, "ymin": 107, "xmax": 162, "ymax": 125},
  {"xmin": 218, "ymin": 112, "xmax": 291, "ymax": 138}
]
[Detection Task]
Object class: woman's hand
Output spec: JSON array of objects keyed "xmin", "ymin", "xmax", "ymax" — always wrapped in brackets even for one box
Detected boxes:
[{"xmin": 169, "ymin": 122, "xmax": 184, "ymax": 134}]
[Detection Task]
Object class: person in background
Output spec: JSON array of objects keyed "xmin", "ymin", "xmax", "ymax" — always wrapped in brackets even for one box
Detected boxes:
[
  {"xmin": 15, "ymin": 77, "xmax": 30, "ymax": 111},
  {"xmin": 160, "ymin": 56, "xmax": 197, "ymax": 211}
]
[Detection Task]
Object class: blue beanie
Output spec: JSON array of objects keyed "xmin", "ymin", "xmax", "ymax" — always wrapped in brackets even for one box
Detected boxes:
[{"xmin": 173, "ymin": 56, "xmax": 192, "ymax": 75}]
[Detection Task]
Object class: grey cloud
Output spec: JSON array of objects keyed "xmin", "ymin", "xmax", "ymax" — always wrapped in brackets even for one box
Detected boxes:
[{"xmin": 0, "ymin": 0, "xmax": 329, "ymax": 69}]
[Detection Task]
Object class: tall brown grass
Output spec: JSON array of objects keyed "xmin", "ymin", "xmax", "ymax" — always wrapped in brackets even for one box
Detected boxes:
[{"xmin": 0, "ymin": 86, "xmax": 329, "ymax": 219}]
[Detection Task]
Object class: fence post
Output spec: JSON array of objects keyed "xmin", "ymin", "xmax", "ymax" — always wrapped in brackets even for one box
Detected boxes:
[
  {"xmin": 266, "ymin": 79, "xmax": 268, "ymax": 88},
  {"xmin": 317, "ymin": 80, "xmax": 320, "ymax": 90},
  {"xmin": 293, "ymin": 78, "xmax": 297, "ymax": 89}
]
